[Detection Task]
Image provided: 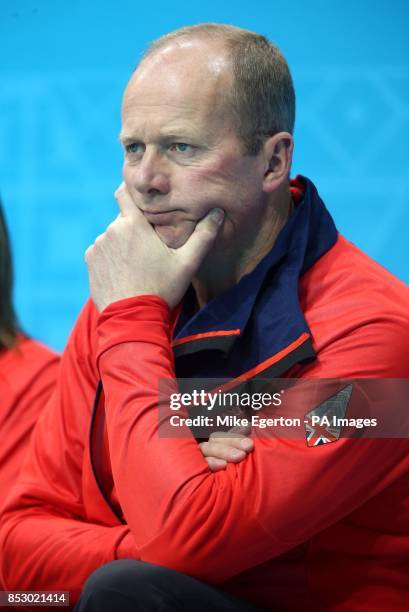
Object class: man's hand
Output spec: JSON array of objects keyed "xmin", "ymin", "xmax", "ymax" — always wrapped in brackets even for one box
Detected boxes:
[
  {"xmin": 85, "ymin": 184, "xmax": 224, "ymax": 311},
  {"xmin": 199, "ymin": 426, "xmax": 254, "ymax": 472}
]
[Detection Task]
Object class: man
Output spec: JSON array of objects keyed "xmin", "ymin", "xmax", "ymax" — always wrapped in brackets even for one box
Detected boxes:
[{"xmin": 1, "ymin": 24, "xmax": 408, "ymax": 611}]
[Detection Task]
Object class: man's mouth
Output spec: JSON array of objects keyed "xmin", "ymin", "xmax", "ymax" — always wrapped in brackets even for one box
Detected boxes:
[{"xmin": 142, "ymin": 210, "xmax": 180, "ymax": 225}]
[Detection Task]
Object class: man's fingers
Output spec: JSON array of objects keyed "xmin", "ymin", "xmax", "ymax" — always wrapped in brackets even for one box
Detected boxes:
[
  {"xmin": 114, "ymin": 184, "xmax": 159, "ymax": 240},
  {"xmin": 205, "ymin": 457, "xmax": 227, "ymax": 472},
  {"xmin": 199, "ymin": 439, "xmax": 251, "ymax": 462},
  {"xmin": 178, "ymin": 208, "xmax": 224, "ymax": 267},
  {"xmin": 208, "ymin": 433, "xmax": 253, "ymax": 449},
  {"xmin": 114, "ymin": 183, "xmax": 137, "ymax": 217}
]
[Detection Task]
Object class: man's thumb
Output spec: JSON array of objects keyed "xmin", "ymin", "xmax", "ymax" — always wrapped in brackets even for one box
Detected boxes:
[
  {"xmin": 115, "ymin": 183, "xmax": 137, "ymax": 217},
  {"xmin": 179, "ymin": 208, "xmax": 224, "ymax": 267}
]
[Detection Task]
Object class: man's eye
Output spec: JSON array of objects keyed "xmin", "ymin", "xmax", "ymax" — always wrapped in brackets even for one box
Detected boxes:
[
  {"xmin": 125, "ymin": 143, "xmax": 143, "ymax": 154},
  {"xmin": 170, "ymin": 143, "xmax": 192, "ymax": 153}
]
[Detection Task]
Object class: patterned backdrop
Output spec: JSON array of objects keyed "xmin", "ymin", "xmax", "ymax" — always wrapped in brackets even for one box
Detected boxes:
[{"xmin": 1, "ymin": 1, "xmax": 408, "ymax": 351}]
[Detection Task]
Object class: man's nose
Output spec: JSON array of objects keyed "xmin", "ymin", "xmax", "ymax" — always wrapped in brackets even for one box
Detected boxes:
[{"xmin": 133, "ymin": 149, "xmax": 170, "ymax": 196}]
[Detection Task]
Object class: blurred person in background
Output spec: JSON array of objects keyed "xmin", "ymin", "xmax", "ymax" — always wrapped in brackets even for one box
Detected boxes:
[{"xmin": 0, "ymin": 201, "xmax": 59, "ymax": 507}]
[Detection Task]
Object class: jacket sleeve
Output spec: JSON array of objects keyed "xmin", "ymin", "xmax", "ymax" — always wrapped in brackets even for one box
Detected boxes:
[
  {"xmin": 96, "ymin": 296, "xmax": 409, "ymax": 585},
  {"xmin": 0, "ymin": 301, "xmax": 139, "ymax": 601}
]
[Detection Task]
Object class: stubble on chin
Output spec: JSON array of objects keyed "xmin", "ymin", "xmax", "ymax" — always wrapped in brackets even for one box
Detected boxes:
[{"xmin": 153, "ymin": 223, "xmax": 195, "ymax": 249}]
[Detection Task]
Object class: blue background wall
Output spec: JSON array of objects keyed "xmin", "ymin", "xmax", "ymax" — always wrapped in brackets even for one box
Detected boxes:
[{"xmin": 1, "ymin": 1, "xmax": 408, "ymax": 352}]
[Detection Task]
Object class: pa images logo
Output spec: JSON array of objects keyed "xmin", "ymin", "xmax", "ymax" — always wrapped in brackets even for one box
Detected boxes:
[{"xmin": 304, "ymin": 384, "xmax": 353, "ymax": 447}]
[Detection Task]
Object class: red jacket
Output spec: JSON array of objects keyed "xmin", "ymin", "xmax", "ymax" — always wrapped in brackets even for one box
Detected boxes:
[
  {"xmin": 1, "ymin": 236, "xmax": 408, "ymax": 610},
  {"xmin": 0, "ymin": 336, "xmax": 59, "ymax": 602},
  {"xmin": 0, "ymin": 337, "xmax": 59, "ymax": 504}
]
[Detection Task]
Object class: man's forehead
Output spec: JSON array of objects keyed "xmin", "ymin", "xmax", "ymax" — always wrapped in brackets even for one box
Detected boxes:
[
  {"xmin": 123, "ymin": 67, "xmax": 230, "ymax": 124},
  {"xmin": 119, "ymin": 95, "xmax": 230, "ymax": 146},
  {"xmin": 119, "ymin": 111, "xmax": 208, "ymax": 142},
  {"xmin": 121, "ymin": 86, "xmax": 220, "ymax": 132},
  {"xmin": 124, "ymin": 40, "xmax": 231, "ymax": 102},
  {"xmin": 120, "ymin": 39, "xmax": 234, "ymax": 140}
]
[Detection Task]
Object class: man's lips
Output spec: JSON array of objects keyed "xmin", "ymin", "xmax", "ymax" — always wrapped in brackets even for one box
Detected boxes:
[{"xmin": 142, "ymin": 210, "xmax": 184, "ymax": 225}]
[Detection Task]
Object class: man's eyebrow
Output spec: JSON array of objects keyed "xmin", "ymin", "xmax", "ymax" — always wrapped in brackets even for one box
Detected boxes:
[
  {"xmin": 119, "ymin": 132, "xmax": 138, "ymax": 144},
  {"xmin": 119, "ymin": 131, "xmax": 201, "ymax": 144},
  {"xmin": 161, "ymin": 133, "xmax": 199, "ymax": 142}
]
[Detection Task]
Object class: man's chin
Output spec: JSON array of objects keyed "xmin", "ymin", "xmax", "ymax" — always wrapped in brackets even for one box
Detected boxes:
[{"xmin": 154, "ymin": 225, "xmax": 193, "ymax": 249}]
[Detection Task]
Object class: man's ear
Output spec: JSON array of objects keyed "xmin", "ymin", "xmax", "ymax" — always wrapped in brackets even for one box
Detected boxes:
[{"xmin": 261, "ymin": 132, "xmax": 294, "ymax": 193}]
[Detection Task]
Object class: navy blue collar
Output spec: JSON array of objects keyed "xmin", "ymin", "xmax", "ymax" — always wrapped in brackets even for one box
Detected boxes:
[{"xmin": 173, "ymin": 176, "xmax": 338, "ymax": 380}]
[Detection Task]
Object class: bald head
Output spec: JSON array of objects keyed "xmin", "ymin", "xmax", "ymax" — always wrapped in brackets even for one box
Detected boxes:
[
  {"xmin": 132, "ymin": 23, "xmax": 296, "ymax": 155},
  {"xmin": 123, "ymin": 38, "xmax": 234, "ymax": 138}
]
